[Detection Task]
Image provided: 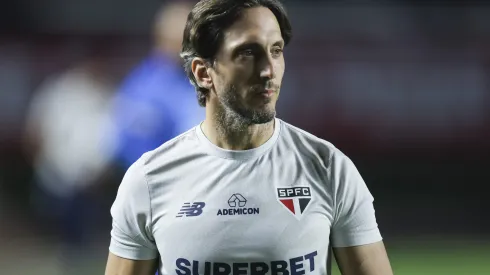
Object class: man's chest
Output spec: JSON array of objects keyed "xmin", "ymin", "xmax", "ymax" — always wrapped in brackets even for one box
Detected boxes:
[{"xmin": 149, "ymin": 160, "xmax": 335, "ymax": 266}]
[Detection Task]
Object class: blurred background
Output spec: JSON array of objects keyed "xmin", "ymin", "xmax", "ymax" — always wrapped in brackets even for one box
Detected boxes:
[{"xmin": 0, "ymin": 0, "xmax": 489, "ymax": 274}]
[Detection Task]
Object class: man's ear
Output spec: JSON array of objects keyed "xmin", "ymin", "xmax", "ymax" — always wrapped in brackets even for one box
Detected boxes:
[{"xmin": 191, "ymin": 58, "xmax": 213, "ymax": 89}]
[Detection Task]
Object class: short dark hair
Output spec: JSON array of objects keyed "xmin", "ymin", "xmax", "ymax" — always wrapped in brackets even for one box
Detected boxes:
[{"xmin": 181, "ymin": 0, "xmax": 292, "ymax": 107}]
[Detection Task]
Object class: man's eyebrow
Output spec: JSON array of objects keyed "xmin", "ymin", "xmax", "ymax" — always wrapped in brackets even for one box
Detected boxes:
[
  {"xmin": 232, "ymin": 39, "xmax": 285, "ymax": 51},
  {"xmin": 233, "ymin": 42, "xmax": 262, "ymax": 51}
]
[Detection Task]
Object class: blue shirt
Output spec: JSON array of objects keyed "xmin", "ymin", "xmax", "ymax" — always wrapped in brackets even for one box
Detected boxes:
[{"xmin": 111, "ymin": 53, "xmax": 205, "ymax": 169}]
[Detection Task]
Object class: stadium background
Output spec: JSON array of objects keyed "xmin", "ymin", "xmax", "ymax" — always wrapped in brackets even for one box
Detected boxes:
[{"xmin": 0, "ymin": 0, "xmax": 489, "ymax": 274}]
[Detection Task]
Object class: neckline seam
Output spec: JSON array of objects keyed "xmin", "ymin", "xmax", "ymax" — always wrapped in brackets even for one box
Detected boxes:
[{"xmin": 195, "ymin": 118, "xmax": 281, "ymax": 161}]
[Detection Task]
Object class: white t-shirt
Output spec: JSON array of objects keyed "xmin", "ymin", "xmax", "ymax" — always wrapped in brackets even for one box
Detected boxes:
[{"xmin": 109, "ymin": 118, "xmax": 382, "ymax": 275}]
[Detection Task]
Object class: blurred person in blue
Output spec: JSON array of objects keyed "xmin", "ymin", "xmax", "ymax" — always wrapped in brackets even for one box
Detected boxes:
[{"xmin": 110, "ymin": 0, "xmax": 205, "ymax": 170}]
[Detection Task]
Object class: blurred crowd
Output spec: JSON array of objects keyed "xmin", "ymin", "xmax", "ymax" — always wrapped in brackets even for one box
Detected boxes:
[{"xmin": 2, "ymin": 1, "xmax": 204, "ymax": 272}]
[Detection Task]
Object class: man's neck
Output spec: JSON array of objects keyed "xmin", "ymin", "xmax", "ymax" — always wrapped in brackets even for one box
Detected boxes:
[{"xmin": 201, "ymin": 111, "xmax": 275, "ymax": 151}]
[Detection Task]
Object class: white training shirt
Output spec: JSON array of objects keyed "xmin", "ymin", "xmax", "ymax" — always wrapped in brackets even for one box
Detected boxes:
[{"xmin": 109, "ymin": 118, "xmax": 382, "ymax": 275}]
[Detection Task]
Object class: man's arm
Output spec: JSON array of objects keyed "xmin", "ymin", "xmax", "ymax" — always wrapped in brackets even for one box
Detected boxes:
[
  {"xmin": 329, "ymin": 150, "xmax": 393, "ymax": 275},
  {"xmin": 107, "ymin": 158, "xmax": 159, "ymax": 274},
  {"xmin": 105, "ymin": 252, "xmax": 158, "ymax": 275},
  {"xmin": 333, "ymin": 241, "xmax": 393, "ymax": 275}
]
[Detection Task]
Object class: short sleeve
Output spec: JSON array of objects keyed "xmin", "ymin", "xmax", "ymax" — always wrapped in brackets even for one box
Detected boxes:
[
  {"xmin": 330, "ymin": 150, "xmax": 382, "ymax": 248},
  {"xmin": 109, "ymin": 157, "xmax": 158, "ymax": 260}
]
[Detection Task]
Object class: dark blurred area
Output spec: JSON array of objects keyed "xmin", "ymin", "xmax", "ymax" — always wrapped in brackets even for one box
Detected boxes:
[{"xmin": 1, "ymin": 0, "xmax": 489, "ymax": 274}]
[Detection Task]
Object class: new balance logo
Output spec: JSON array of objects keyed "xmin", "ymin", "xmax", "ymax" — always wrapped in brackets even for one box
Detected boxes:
[{"xmin": 176, "ymin": 202, "xmax": 206, "ymax": 218}]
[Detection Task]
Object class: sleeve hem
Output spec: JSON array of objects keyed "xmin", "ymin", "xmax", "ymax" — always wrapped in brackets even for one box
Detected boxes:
[
  {"xmin": 331, "ymin": 233, "xmax": 383, "ymax": 248},
  {"xmin": 109, "ymin": 240, "xmax": 158, "ymax": 261}
]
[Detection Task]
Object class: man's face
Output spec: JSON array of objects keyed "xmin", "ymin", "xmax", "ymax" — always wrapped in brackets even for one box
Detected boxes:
[{"xmin": 209, "ymin": 7, "xmax": 285, "ymax": 124}]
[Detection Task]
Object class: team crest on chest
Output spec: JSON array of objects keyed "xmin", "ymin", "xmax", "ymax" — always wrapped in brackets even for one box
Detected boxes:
[{"xmin": 276, "ymin": 186, "xmax": 312, "ymax": 219}]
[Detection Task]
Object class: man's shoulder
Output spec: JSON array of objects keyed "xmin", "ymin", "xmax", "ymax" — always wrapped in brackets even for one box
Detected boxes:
[
  {"xmin": 278, "ymin": 119, "xmax": 339, "ymax": 158},
  {"xmin": 136, "ymin": 127, "xmax": 201, "ymax": 169}
]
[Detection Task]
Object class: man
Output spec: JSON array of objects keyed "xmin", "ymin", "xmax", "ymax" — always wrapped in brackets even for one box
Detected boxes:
[
  {"xmin": 105, "ymin": 1, "xmax": 393, "ymax": 275},
  {"xmin": 110, "ymin": 0, "xmax": 204, "ymax": 169}
]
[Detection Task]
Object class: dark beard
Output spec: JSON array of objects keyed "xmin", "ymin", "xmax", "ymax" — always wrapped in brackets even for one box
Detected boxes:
[{"xmin": 218, "ymin": 84, "xmax": 276, "ymax": 126}]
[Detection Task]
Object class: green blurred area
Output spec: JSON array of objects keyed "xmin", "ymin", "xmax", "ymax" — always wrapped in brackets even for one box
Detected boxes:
[
  {"xmin": 1, "ymin": 238, "xmax": 489, "ymax": 275},
  {"xmin": 332, "ymin": 240, "xmax": 490, "ymax": 275}
]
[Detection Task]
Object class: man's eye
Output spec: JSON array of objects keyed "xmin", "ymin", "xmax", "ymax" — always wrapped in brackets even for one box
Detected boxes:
[
  {"xmin": 272, "ymin": 48, "xmax": 283, "ymax": 56},
  {"xmin": 240, "ymin": 49, "xmax": 254, "ymax": 57}
]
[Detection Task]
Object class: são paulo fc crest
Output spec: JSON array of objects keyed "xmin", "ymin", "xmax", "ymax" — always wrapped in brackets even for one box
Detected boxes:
[{"xmin": 276, "ymin": 186, "xmax": 312, "ymax": 219}]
